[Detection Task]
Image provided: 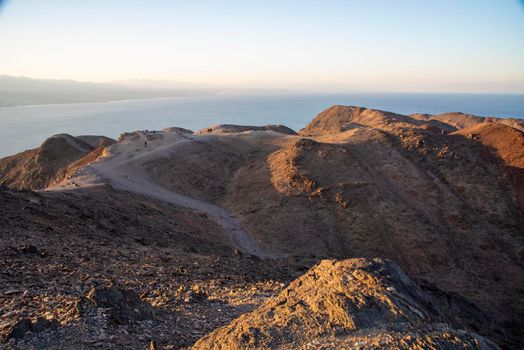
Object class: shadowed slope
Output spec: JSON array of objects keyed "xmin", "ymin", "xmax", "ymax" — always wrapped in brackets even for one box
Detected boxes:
[
  {"xmin": 0, "ymin": 134, "xmax": 94, "ymax": 190},
  {"xmin": 0, "ymin": 134, "xmax": 116, "ymax": 190},
  {"xmin": 454, "ymin": 123, "xmax": 524, "ymax": 213}
]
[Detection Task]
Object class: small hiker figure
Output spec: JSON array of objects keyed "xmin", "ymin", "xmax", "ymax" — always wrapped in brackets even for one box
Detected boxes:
[{"xmin": 144, "ymin": 140, "xmax": 147, "ymax": 148}]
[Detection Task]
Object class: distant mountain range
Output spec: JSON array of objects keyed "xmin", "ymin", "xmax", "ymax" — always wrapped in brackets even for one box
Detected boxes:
[
  {"xmin": 0, "ymin": 76, "xmax": 294, "ymax": 107},
  {"xmin": 0, "ymin": 75, "xmax": 219, "ymax": 107}
]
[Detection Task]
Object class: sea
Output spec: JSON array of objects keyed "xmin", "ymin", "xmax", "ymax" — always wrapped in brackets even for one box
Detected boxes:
[{"xmin": 1, "ymin": 92, "xmax": 523, "ymax": 158}]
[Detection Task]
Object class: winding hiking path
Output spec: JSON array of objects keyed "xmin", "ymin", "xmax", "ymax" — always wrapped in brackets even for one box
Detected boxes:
[{"xmin": 71, "ymin": 131, "xmax": 265, "ymax": 257}]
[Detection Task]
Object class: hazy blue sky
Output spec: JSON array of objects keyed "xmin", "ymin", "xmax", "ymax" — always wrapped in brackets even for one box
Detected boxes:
[{"xmin": 0, "ymin": 0, "xmax": 523, "ymax": 92}]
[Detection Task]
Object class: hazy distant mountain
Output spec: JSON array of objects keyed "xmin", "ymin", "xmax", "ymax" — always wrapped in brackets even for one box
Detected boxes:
[
  {"xmin": 0, "ymin": 76, "xmax": 295, "ymax": 107},
  {"xmin": 111, "ymin": 78, "xmax": 212, "ymax": 90},
  {"xmin": 0, "ymin": 75, "xmax": 216, "ymax": 107}
]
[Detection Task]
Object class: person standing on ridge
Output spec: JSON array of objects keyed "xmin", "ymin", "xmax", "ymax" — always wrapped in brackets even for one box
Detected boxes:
[{"xmin": 144, "ymin": 140, "xmax": 147, "ymax": 148}]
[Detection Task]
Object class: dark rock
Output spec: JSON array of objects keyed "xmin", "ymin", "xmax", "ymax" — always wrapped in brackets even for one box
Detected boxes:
[
  {"xmin": 74, "ymin": 300, "xmax": 83, "ymax": 316},
  {"xmin": 32, "ymin": 317, "xmax": 59, "ymax": 333},
  {"xmin": 19, "ymin": 244, "xmax": 46, "ymax": 257},
  {"xmin": 5, "ymin": 316, "xmax": 60, "ymax": 341},
  {"xmin": 7, "ymin": 318, "xmax": 32, "ymax": 340},
  {"xmin": 87, "ymin": 285, "xmax": 154, "ymax": 325}
]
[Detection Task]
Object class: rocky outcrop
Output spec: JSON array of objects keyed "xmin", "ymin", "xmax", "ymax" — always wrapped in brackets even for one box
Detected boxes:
[{"xmin": 193, "ymin": 258, "xmax": 499, "ymax": 350}]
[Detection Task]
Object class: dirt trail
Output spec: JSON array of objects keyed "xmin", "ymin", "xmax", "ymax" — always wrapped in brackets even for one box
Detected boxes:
[{"xmin": 58, "ymin": 131, "xmax": 265, "ymax": 257}]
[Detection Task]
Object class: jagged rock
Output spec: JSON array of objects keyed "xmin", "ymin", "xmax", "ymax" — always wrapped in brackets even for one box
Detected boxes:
[{"xmin": 192, "ymin": 258, "xmax": 499, "ymax": 350}]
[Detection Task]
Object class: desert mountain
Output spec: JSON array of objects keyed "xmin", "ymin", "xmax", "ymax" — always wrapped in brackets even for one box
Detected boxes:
[
  {"xmin": 0, "ymin": 134, "xmax": 115, "ymax": 190},
  {"xmin": 193, "ymin": 258, "xmax": 499, "ymax": 350},
  {"xmin": 299, "ymin": 105, "xmax": 456, "ymax": 136},
  {"xmin": 411, "ymin": 112, "xmax": 524, "ymax": 132},
  {"xmin": 1, "ymin": 106, "xmax": 523, "ymax": 349},
  {"xmin": 0, "ymin": 75, "xmax": 215, "ymax": 107}
]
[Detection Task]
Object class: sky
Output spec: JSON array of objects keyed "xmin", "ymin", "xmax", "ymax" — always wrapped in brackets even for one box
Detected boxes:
[{"xmin": 0, "ymin": 0, "xmax": 523, "ymax": 93}]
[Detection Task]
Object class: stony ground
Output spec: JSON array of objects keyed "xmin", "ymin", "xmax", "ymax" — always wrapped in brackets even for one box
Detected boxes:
[{"xmin": 0, "ymin": 187, "xmax": 309, "ymax": 349}]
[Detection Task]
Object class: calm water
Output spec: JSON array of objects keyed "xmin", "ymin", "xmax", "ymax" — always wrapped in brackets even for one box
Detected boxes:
[{"xmin": 0, "ymin": 92, "xmax": 523, "ymax": 158}]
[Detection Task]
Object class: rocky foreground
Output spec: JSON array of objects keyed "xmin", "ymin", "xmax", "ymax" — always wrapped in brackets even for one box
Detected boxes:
[
  {"xmin": 193, "ymin": 258, "xmax": 499, "ymax": 350},
  {"xmin": 1, "ymin": 106, "xmax": 524, "ymax": 349}
]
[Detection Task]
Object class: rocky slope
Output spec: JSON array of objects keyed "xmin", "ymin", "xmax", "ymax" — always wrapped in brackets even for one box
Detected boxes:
[
  {"xmin": 411, "ymin": 112, "xmax": 524, "ymax": 132},
  {"xmin": 299, "ymin": 105, "xmax": 456, "ymax": 136},
  {"xmin": 453, "ymin": 123, "xmax": 524, "ymax": 213},
  {"xmin": 0, "ymin": 134, "xmax": 115, "ymax": 190},
  {"xmin": 0, "ymin": 185, "xmax": 300, "ymax": 349},
  {"xmin": 1, "ymin": 106, "xmax": 524, "ymax": 349},
  {"xmin": 193, "ymin": 258, "xmax": 499, "ymax": 350}
]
